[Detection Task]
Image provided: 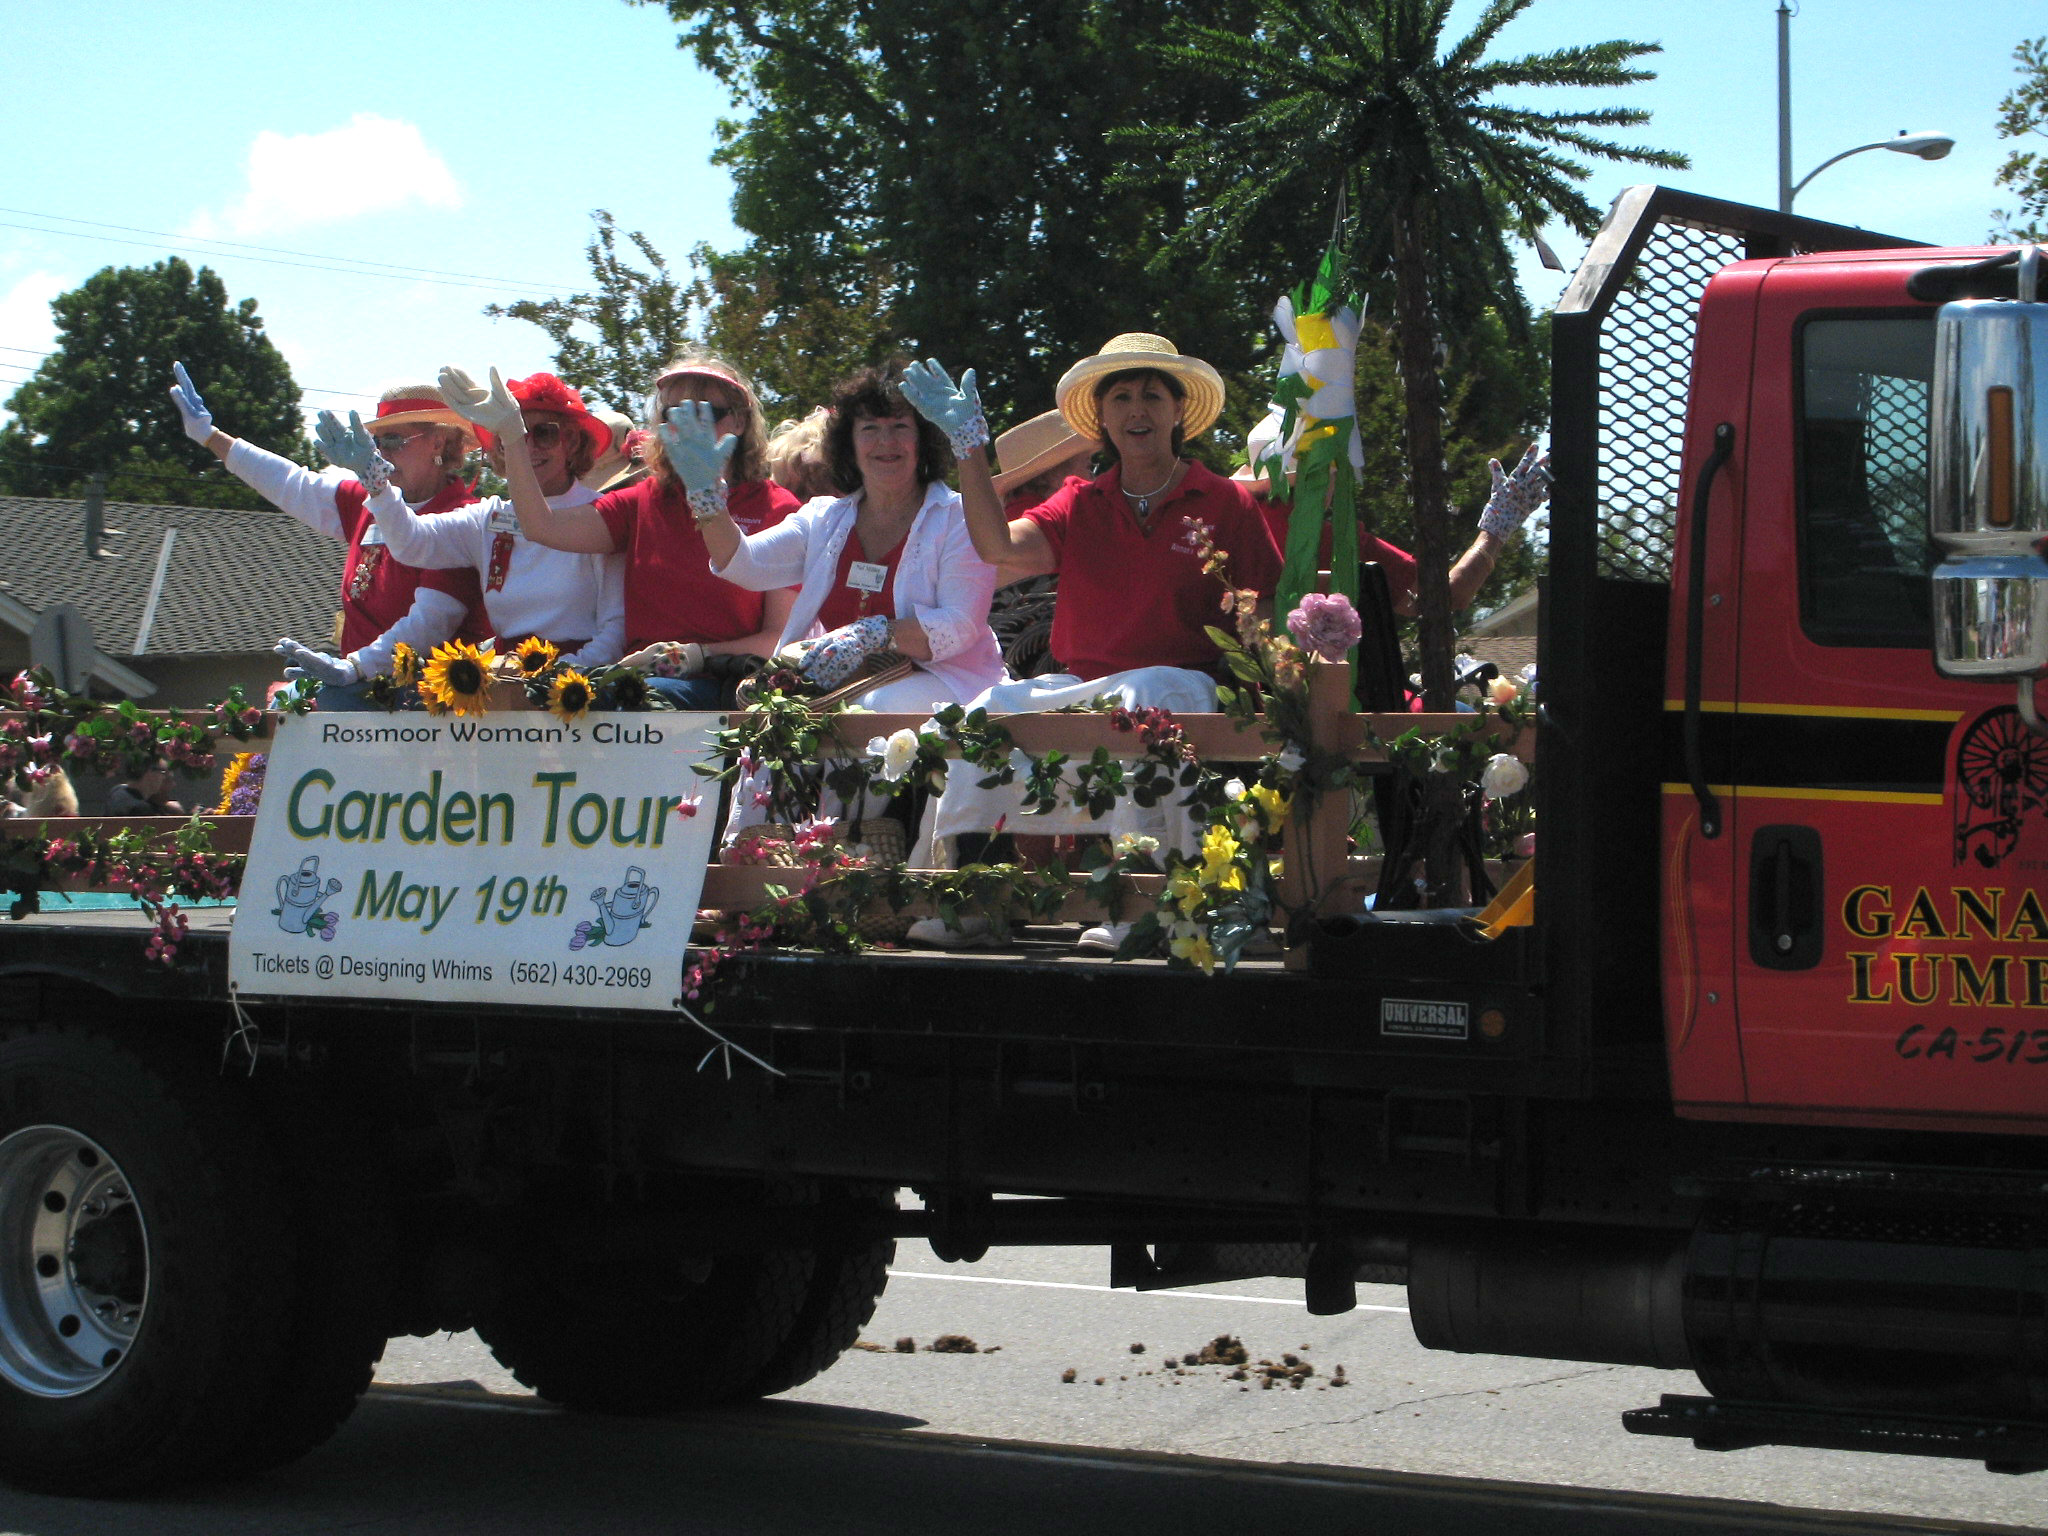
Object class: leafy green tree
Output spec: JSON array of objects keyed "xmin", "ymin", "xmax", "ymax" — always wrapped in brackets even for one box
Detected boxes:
[
  {"xmin": 1993, "ymin": 36, "xmax": 2048, "ymax": 243},
  {"xmin": 687, "ymin": 244, "xmax": 900, "ymax": 417},
  {"xmin": 0, "ymin": 258, "xmax": 303, "ymax": 509},
  {"xmin": 645, "ymin": 0, "xmax": 1314, "ymax": 423},
  {"xmin": 1140, "ymin": 0, "xmax": 1681, "ymax": 900},
  {"xmin": 484, "ymin": 211, "xmax": 693, "ymax": 415}
]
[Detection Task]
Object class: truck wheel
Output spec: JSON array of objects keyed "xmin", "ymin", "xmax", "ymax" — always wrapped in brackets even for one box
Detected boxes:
[
  {"xmin": 475, "ymin": 1186, "xmax": 893, "ymax": 1414},
  {"xmin": 0, "ymin": 1026, "xmax": 292, "ymax": 1494},
  {"xmin": 217, "ymin": 1080, "xmax": 393, "ymax": 1476},
  {"xmin": 741, "ymin": 1188, "xmax": 894, "ymax": 1399}
]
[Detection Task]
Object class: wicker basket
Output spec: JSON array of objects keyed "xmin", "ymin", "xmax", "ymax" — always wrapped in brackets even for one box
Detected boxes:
[{"xmin": 728, "ymin": 818, "xmax": 913, "ymax": 942}]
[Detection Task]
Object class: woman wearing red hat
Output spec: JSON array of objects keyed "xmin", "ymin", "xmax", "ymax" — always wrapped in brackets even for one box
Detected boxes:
[
  {"xmin": 491, "ymin": 352, "xmax": 801, "ymax": 708},
  {"xmin": 319, "ymin": 371, "xmax": 625, "ymax": 671},
  {"xmin": 169, "ymin": 365, "xmax": 490, "ymax": 707}
]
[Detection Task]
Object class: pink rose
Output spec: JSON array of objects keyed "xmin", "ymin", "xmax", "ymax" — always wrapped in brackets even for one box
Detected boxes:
[{"xmin": 1285, "ymin": 593, "xmax": 1363, "ymax": 663}]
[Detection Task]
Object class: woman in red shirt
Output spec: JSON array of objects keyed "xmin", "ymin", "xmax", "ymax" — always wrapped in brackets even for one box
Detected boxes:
[
  {"xmin": 898, "ymin": 332, "xmax": 1283, "ymax": 950},
  {"xmin": 506, "ymin": 353, "xmax": 799, "ymax": 708}
]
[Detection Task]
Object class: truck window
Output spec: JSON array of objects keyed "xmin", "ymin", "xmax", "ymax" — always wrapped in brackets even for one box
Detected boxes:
[{"xmin": 1796, "ymin": 312, "xmax": 1937, "ymax": 648}]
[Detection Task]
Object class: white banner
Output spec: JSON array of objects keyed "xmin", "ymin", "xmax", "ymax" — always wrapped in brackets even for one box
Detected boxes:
[{"xmin": 230, "ymin": 711, "xmax": 722, "ymax": 1011}]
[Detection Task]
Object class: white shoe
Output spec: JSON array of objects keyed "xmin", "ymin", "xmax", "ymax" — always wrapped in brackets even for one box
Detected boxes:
[
  {"xmin": 1075, "ymin": 920, "xmax": 1134, "ymax": 953},
  {"xmin": 906, "ymin": 915, "xmax": 995, "ymax": 949}
]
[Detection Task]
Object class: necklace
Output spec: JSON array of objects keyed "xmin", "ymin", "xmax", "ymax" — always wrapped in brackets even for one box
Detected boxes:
[{"xmin": 1120, "ymin": 461, "xmax": 1180, "ymax": 519}]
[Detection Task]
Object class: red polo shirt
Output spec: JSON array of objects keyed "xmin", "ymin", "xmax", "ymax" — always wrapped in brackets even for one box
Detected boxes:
[
  {"xmin": 596, "ymin": 475, "xmax": 799, "ymax": 651},
  {"xmin": 1024, "ymin": 461, "xmax": 1283, "ymax": 681},
  {"xmin": 332, "ymin": 480, "xmax": 489, "ymax": 653}
]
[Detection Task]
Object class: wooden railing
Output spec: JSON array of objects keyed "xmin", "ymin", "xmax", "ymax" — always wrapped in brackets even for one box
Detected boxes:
[{"xmin": 5, "ymin": 663, "xmax": 1524, "ymax": 965}]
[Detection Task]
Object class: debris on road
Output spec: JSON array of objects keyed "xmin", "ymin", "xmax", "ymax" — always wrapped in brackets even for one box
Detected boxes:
[
  {"xmin": 1060, "ymin": 1368, "xmax": 1077, "ymax": 1383},
  {"xmin": 894, "ymin": 1337, "xmax": 917, "ymax": 1353},
  {"xmin": 926, "ymin": 1334, "xmax": 979, "ymax": 1353}
]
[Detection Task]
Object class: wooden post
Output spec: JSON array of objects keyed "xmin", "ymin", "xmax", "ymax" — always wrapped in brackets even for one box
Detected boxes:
[{"xmin": 1280, "ymin": 658, "xmax": 1358, "ymax": 969}]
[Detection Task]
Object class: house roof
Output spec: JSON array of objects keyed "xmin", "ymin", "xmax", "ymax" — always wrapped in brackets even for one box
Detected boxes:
[{"xmin": 0, "ymin": 496, "xmax": 339, "ymax": 657}]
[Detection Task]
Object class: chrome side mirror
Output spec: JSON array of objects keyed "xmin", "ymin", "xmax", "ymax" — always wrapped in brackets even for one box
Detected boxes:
[{"xmin": 1930, "ymin": 246, "xmax": 2048, "ymax": 728}]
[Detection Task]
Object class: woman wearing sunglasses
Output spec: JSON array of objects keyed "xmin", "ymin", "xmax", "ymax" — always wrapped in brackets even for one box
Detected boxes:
[
  {"xmin": 169, "ymin": 367, "xmax": 492, "ymax": 708},
  {"xmin": 318, "ymin": 372, "xmax": 627, "ymax": 674},
  {"xmin": 488, "ymin": 353, "xmax": 801, "ymax": 708}
]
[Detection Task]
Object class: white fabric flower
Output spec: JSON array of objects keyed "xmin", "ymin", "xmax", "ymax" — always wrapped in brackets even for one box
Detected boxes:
[
  {"xmin": 1480, "ymin": 753, "xmax": 1530, "ymax": 801},
  {"xmin": 1224, "ymin": 778, "xmax": 1247, "ymax": 801},
  {"xmin": 881, "ymin": 728, "xmax": 920, "ymax": 781},
  {"xmin": 1276, "ymin": 745, "xmax": 1306, "ymax": 773}
]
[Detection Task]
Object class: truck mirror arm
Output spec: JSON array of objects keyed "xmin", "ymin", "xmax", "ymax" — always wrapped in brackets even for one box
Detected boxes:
[{"xmin": 1683, "ymin": 422, "xmax": 1737, "ymax": 839}]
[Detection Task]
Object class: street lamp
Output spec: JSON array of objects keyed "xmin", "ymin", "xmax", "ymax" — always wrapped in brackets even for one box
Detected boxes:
[{"xmin": 1775, "ymin": 2, "xmax": 1954, "ymax": 212}]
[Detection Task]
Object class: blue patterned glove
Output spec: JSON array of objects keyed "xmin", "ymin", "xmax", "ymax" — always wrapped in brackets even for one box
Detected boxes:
[
  {"xmin": 168, "ymin": 362, "xmax": 215, "ymax": 444},
  {"xmin": 899, "ymin": 359, "xmax": 988, "ymax": 457},
  {"xmin": 315, "ymin": 410, "xmax": 394, "ymax": 496},
  {"xmin": 657, "ymin": 402, "xmax": 738, "ymax": 517},
  {"xmin": 798, "ymin": 614, "xmax": 894, "ymax": 690},
  {"xmin": 1478, "ymin": 444, "xmax": 1550, "ymax": 540}
]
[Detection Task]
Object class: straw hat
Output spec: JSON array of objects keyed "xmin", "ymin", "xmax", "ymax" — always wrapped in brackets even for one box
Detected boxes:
[
  {"xmin": 1054, "ymin": 333, "xmax": 1226, "ymax": 442},
  {"xmin": 368, "ymin": 382, "xmax": 479, "ymax": 448},
  {"xmin": 991, "ymin": 410, "xmax": 1092, "ymax": 497},
  {"xmin": 581, "ymin": 407, "xmax": 646, "ymax": 492}
]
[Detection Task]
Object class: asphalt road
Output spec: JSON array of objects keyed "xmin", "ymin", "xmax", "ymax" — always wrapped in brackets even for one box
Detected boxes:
[{"xmin": 0, "ymin": 1238, "xmax": 2040, "ymax": 1535}]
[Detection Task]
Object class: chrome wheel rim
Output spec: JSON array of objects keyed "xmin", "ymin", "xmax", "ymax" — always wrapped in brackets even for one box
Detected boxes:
[{"xmin": 0, "ymin": 1126, "xmax": 148, "ymax": 1396}]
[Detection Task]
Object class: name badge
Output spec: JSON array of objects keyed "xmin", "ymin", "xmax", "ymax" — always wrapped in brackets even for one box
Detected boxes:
[
  {"xmin": 847, "ymin": 560, "xmax": 889, "ymax": 594},
  {"xmin": 358, "ymin": 523, "xmax": 386, "ymax": 547},
  {"xmin": 487, "ymin": 505, "xmax": 521, "ymax": 535}
]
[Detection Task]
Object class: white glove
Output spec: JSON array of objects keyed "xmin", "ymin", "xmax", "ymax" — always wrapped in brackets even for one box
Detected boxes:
[
  {"xmin": 169, "ymin": 362, "xmax": 215, "ymax": 445},
  {"xmin": 899, "ymin": 359, "xmax": 988, "ymax": 457},
  {"xmin": 276, "ymin": 638, "xmax": 359, "ymax": 686},
  {"xmin": 656, "ymin": 402, "xmax": 738, "ymax": 519},
  {"xmin": 314, "ymin": 410, "xmax": 394, "ymax": 496},
  {"xmin": 619, "ymin": 641, "xmax": 706, "ymax": 677},
  {"xmin": 1478, "ymin": 444, "xmax": 1552, "ymax": 541},
  {"xmin": 438, "ymin": 365, "xmax": 524, "ymax": 443}
]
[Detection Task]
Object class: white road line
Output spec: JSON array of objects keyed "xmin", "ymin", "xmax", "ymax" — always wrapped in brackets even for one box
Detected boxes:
[{"xmin": 884, "ymin": 1269, "xmax": 1410, "ymax": 1313}]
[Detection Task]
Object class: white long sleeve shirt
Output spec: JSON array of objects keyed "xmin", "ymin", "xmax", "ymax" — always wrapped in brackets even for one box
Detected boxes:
[
  {"xmin": 711, "ymin": 480, "xmax": 1006, "ymax": 703},
  {"xmin": 365, "ymin": 483, "xmax": 626, "ymax": 669}
]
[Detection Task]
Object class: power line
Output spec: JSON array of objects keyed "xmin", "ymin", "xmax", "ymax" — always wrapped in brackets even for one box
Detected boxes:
[
  {"xmin": 0, "ymin": 347, "xmax": 379, "ymax": 401},
  {"xmin": 0, "ymin": 218, "xmax": 569, "ymax": 298},
  {"xmin": 0, "ymin": 205, "xmax": 580, "ymax": 292}
]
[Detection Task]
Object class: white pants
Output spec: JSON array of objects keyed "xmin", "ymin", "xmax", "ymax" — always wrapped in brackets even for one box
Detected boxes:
[{"xmin": 914, "ymin": 666, "xmax": 1217, "ymax": 866}]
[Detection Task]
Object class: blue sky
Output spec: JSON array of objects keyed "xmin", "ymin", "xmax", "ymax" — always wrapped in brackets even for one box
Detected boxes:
[{"xmin": 0, "ymin": 0, "xmax": 2038, "ymax": 434}]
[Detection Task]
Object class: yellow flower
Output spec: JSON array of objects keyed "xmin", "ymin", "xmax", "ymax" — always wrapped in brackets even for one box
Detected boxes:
[
  {"xmin": 1248, "ymin": 783, "xmax": 1292, "ymax": 828},
  {"xmin": 213, "ymin": 751, "xmax": 256, "ymax": 814},
  {"xmin": 1200, "ymin": 825, "xmax": 1244, "ymax": 891},
  {"xmin": 1170, "ymin": 929, "xmax": 1216, "ymax": 973},
  {"xmin": 390, "ymin": 642, "xmax": 419, "ymax": 687},
  {"xmin": 548, "ymin": 668, "xmax": 594, "ymax": 724},
  {"xmin": 515, "ymin": 636, "xmax": 560, "ymax": 676},
  {"xmin": 1293, "ymin": 311, "xmax": 1337, "ymax": 353},
  {"xmin": 420, "ymin": 640, "xmax": 493, "ymax": 717},
  {"xmin": 1168, "ymin": 868, "xmax": 1207, "ymax": 918}
]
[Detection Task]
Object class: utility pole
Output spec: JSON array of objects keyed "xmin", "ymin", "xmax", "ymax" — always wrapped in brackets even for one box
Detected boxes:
[{"xmin": 1776, "ymin": 1, "xmax": 1794, "ymax": 213}]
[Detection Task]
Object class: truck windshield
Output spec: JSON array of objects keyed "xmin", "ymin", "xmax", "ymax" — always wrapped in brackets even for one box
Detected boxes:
[{"xmin": 1797, "ymin": 312, "xmax": 1937, "ymax": 648}]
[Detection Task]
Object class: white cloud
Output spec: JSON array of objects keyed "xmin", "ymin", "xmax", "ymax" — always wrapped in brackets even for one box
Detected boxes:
[{"xmin": 185, "ymin": 114, "xmax": 463, "ymax": 238}]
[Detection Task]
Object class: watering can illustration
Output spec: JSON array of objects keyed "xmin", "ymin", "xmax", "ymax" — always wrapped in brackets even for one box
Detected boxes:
[
  {"xmin": 275, "ymin": 855, "xmax": 342, "ymax": 935},
  {"xmin": 589, "ymin": 867, "xmax": 659, "ymax": 946}
]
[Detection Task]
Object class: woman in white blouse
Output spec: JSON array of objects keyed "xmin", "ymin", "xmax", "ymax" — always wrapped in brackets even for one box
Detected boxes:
[{"xmin": 688, "ymin": 367, "xmax": 1005, "ymax": 714}]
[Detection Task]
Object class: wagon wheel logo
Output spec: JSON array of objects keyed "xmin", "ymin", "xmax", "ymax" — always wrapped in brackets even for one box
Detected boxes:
[{"xmin": 1953, "ymin": 705, "xmax": 2048, "ymax": 867}]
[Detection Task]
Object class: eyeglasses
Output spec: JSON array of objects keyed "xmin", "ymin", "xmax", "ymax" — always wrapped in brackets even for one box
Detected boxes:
[
  {"xmin": 371, "ymin": 430, "xmax": 426, "ymax": 452},
  {"xmin": 524, "ymin": 420, "xmax": 567, "ymax": 448}
]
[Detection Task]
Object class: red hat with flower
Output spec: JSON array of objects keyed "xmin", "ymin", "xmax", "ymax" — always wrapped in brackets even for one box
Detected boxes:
[{"xmin": 474, "ymin": 373, "xmax": 612, "ymax": 461}]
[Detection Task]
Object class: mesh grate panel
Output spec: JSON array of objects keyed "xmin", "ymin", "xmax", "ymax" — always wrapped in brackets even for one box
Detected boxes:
[
  {"xmin": 1596, "ymin": 221, "xmax": 1747, "ymax": 582},
  {"xmin": 1865, "ymin": 372, "xmax": 1931, "ymax": 562}
]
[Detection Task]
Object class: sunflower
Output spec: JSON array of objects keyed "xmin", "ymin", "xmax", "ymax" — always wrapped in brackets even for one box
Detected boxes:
[
  {"xmin": 214, "ymin": 751, "xmax": 258, "ymax": 814},
  {"xmin": 548, "ymin": 668, "xmax": 594, "ymax": 723},
  {"xmin": 421, "ymin": 640, "xmax": 493, "ymax": 717},
  {"xmin": 600, "ymin": 668, "xmax": 651, "ymax": 712},
  {"xmin": 390, "ymin": 642, "xmax": 420, "ymax": 687},
  {"xmin": 514, "ymin": 636, "xmax": 560, "ymax": 677}
]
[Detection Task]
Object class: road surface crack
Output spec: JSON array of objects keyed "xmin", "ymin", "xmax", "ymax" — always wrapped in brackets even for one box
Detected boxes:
[{"xmin": 1186, "ymin": 1365, "xmax": 1623, "ymax": 1448}]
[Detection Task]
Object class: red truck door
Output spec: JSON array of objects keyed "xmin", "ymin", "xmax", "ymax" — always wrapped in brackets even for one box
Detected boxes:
[{"xmin": 1724, "ymin": 253, "xmax": 2048, "ymax": 1132}]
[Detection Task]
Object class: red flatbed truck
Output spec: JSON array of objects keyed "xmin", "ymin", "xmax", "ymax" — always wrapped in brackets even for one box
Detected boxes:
[{"xmin": 1, "ymin": 186, "xmax": 2046, "ymax": 1492}]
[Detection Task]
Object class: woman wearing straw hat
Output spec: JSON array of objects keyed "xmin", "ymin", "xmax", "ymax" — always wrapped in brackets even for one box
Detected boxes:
[
  {"xmin": 989, "ymin": 409, "xmax": 1095, "ymax": 512},
  {"xmin": 169, "ymin": 367, "xmax": 492, "ymax": 708},
  {"xmin": 895, "ymin": 333, "xmax": 1284, "ymax": 951},
  {"xmin": 487, "ymin": 353, "xmax": 801, "ymax": 708},
  {"xmin": 318, "ymin": 370, "xmax": 627, "ymax": 673}
]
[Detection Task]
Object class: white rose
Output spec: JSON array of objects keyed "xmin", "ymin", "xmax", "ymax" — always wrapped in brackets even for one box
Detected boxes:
[
  {"xmin": 1276, "ymin": 745, "xmax": 1306, "ymax": 773},
  {"xmin": 866, "ymin": 735, "xmax": 890, "ymax": 761},
  {"xmin": 1224, "ymin": 778, "xmax": 1248, "ymax": 800},
  {"xmin": 881, "ymin": 727, "xmax": 919, "ymax": 782},
  {"xmin": 1480, "ymin": 752, "xmax": 1530, "ymax": 801}
]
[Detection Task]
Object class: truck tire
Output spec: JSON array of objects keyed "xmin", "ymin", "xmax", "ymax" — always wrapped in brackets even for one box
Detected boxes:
[
  {"xmin": 0, "ymin": 1025, "xmax": 293, "ymax": 1494},
  {"xmin": 475, "ymin": 1186, "xmax": 893, "ymax": 1413},
  {"xmin": 219, "ymin": 1078, "xmax": 393, "ymax": 1476},
  {"xmin": 741, "ymin": 1187, "xmax": 894, "ymax": 1399}
]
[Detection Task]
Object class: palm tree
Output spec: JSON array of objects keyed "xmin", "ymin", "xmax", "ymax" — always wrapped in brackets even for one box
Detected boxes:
[{"xmin": 1136, "ymin": 0, "xmax": 1684, "ymax": 900}]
